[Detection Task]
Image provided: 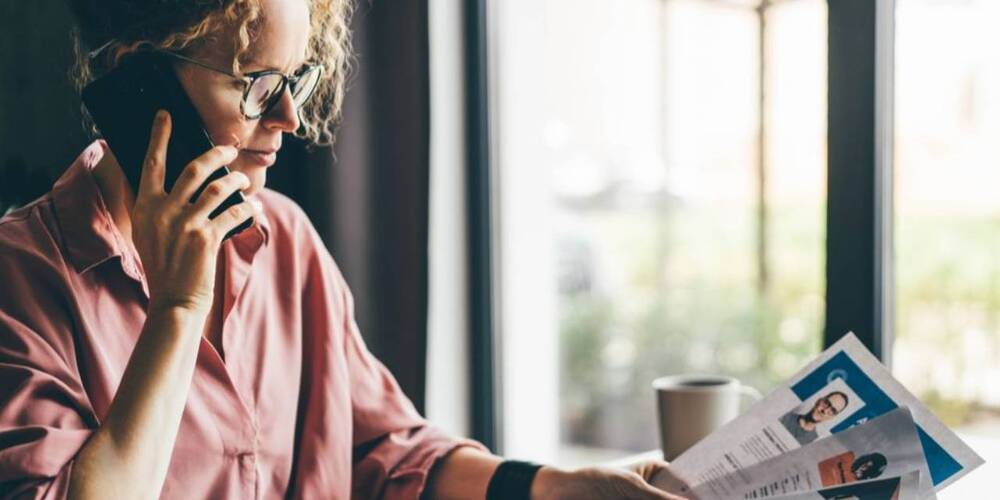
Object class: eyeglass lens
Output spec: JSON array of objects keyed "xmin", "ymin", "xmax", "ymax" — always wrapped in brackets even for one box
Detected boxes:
[{"xmin": 244, "ymin": 66, "xmax": 321, "ymax": 117}]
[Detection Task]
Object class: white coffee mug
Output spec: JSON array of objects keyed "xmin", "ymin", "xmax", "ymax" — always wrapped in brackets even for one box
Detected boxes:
[{"xmin": 653, "ymin": 374, "xmax": 762, "ymax": 461}]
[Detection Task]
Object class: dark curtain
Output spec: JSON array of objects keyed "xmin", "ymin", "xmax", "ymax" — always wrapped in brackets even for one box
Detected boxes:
[
  {"xmin": 270, "ymin": 1, "xmax": 432, "ymax": 412},
  {"xmin": 0, "ymin": 1, "xmax": 432, "ymax": 413},
  {"xmin": 0, "ymin": 3, "xmax": 91, "ymax": 209}
]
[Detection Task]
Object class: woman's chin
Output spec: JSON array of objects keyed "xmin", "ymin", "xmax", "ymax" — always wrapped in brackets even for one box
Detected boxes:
[{"xmin": 229, "ymin": 166, "xmax": 267, "ymax": 198}]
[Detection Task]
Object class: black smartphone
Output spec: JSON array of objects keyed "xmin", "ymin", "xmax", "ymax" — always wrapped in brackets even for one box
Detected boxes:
[{"xmin": 81, "ymin": 51, "xmax": 253, "ymax": 239}]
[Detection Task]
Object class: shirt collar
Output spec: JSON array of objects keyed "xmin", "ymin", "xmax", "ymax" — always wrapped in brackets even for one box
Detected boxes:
[{"xmin": 52, "ymin": 139, "xmax": 272, "ymax": 276}]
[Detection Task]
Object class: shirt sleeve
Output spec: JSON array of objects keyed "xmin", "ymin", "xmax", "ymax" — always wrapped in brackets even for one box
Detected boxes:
[
  {"xmin": 0, "ymin": 229, "xmax": 100, "ymax": 500},
  {"xmin": 0, "ymin": 309, "xmax": 96, "ymax": 500},
  {"xmin": 337, "ymin": 269, "xmax": 488, "ymax": 499},
  {"xmin": 298, "ymin": 222, "xmax": 488, "ymax": 500}
]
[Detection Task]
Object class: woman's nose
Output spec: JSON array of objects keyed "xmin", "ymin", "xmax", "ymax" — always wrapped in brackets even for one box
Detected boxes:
[{"xmin": 262, "ymin": 86, "xmax": 301, "ymax": 132}]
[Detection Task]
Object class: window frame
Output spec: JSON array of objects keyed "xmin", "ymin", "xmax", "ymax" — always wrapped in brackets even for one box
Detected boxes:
[
  {"xmin": 465, "ymin": 0, "xmax": 501, "ymax": 451},
  {"xmin": 824, "ymin": 0, "xmax": 895, "ymax": 361}
]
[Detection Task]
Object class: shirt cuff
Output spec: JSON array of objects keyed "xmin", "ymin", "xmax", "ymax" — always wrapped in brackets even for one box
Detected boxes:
[{"xmin": 354, "ymin": 425, "xmax": 490, "ymax": 500}]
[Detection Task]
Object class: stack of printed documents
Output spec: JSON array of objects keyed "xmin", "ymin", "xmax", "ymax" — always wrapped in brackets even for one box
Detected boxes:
[{"xmin": 651, "ymin": 333, "xmax": 985, "ymax": 499}]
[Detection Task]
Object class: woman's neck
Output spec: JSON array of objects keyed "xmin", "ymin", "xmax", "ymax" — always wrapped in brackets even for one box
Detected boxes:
[{"xmin": 91, "ymin": 149, "xmax": 136, "ymax": 244}]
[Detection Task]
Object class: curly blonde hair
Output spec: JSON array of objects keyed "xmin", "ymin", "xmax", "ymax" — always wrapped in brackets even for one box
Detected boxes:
[{"xmin": 69, "ymin": 0, "xmax": 353, "ymax": 147}]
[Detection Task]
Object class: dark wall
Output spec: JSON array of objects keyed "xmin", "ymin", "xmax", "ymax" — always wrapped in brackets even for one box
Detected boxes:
[
  {"xmin": 0, "ymin": 3, "xmax": 91, "ymax": 210},
  {"xmin": 264, "ymin": 1, "xmax": 433, "ymax": 411}
]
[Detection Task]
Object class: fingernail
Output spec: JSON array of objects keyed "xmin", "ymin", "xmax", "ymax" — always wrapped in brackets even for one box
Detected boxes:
[{"xmin": 156, "ymin": 110, "xmax": 167, "ymax": 121}]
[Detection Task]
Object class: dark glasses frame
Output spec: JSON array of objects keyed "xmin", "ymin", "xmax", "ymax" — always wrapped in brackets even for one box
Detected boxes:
[{"xmin": 153, "ymin": 49, "xmax": 322, "ymax": 120}]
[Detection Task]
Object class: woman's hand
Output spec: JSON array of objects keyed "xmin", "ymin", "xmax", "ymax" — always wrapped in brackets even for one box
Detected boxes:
[
  {"xmin": 531, "ymin": 460, "xmax": 691, "ymax": 500},
  {"xmin": 131, "ymin": 110, "xmax": 258, "ymax": 315},
  {"xmin": 69, "ymin": 110, "xmax": 261, "ymax": 500}
]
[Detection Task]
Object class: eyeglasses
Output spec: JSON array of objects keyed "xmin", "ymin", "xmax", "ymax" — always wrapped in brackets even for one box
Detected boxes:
[
  {"xmin": 154, "ymin": 49, "xmax": 323, "ymax": 120},
  {"xmin": 817, "ymin": 396, "xmax": 845, "ymax": 416}
]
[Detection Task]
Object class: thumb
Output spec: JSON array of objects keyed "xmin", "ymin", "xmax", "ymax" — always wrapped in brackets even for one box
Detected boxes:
[
  {"xmin": 633, "ymin": 460, "xmax": 685, "ymax": 486},
  {"xmin": 633, "ymin": 460, "xmax": 671, "ymax": 482},
  {"xmin": 637, "ymin": 480, "xmax": 692, "ymax": 500},
  {"xmin": 643, "ymin": 462, "xmax": 694, "ymax": 496}
]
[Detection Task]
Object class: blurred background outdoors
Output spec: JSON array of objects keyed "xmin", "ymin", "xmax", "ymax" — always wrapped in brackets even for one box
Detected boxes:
[{"xmin": 492, "ymin": 0, "xmax": 1000, "ymax": 465}]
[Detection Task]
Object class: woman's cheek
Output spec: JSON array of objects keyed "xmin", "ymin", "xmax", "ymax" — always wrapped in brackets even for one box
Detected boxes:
[{"xmin": 208, "ymin": 127, "xmax": 248, "ymax": 149}]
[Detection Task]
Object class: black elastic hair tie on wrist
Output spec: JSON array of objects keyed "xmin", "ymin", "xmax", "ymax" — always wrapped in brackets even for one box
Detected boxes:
[{"xmin": 486, "ymin": 460, "xmax": 544, "ymax": 500}]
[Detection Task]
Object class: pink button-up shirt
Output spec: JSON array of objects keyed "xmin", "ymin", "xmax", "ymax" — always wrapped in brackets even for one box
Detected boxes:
[{"xmin": 0, "ymin": 140, "xmax": 484, "ymax": 499}]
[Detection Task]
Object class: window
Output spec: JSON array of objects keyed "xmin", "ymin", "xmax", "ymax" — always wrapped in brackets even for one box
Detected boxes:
[
  {"xmin": 894, "ymin": 0, "xmax": 1000, "ymax": 446},
  {"xmin": 490, "ymin": 0, "xmax": 827, "ymax": 464}
]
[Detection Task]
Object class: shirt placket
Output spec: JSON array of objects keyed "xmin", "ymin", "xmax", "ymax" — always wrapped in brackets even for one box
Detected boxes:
[
  {"xmin": 191, "ymin": 322, "xmax": 259, "ymax": 499},
  {"xmin": 118, "ymin": 227, "xmax": 266, "ymax": 498},
  {"xmin": 222, "ymin": 230, "xmax": 267, "ymax": 499}
]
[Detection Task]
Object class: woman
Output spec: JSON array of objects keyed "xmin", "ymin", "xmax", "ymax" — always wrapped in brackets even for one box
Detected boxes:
[{"xmin": 0, "ymin": 1, "xmax": 687, "ymax": 499}]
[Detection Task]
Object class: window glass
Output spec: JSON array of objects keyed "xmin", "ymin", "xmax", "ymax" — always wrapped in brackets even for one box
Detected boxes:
[
  {"xmin": 894, "ymin": 0, "xmax": 1000, "ymax": 438},
  {"xmin": 492, "ymin": 0, "xmax": 827, "ymax": 463}
]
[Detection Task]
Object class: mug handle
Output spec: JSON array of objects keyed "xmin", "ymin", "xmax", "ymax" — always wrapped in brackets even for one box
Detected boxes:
[{"xmin": 739, "ymin": 385, "xmax": 763, "ymax": 410}]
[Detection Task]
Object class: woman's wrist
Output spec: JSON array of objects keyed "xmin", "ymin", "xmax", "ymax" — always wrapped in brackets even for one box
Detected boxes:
[
  {"xmin": 148, "ymin": 296, "xmax": 210, "ymax": 321},
  {"xmin": 149, "ymin": 296, "xmax": 210, "ymax": 316},
  {"xmin": 145, "ymin": 299, "xmax": 211, "ymax": 341},
  {"xmin": 529, "ymin": 465, "xmax": 569, "ymax": 500}
]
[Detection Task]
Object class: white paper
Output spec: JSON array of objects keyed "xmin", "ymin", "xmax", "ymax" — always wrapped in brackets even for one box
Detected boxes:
[
  {"xmin": 765, "ymin": 470, "xmax": 927, "ymax": 500},
  {"xmin": 652, "ymin": 333, "xmax": 983, "ymax": 496},
  {"xmin": 688, "ymin": 408, "xmax": 931, "ymax": 499}
]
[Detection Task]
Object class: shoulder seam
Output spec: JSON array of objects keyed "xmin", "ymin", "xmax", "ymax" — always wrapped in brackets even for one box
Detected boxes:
[{"xmin": 0, "ymin": 198, "xmax": 49, "ymax": 227}]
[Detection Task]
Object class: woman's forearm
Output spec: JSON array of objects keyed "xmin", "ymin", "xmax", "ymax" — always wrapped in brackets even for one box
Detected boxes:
[
  {"xmin": 425, "ymin": 448, "xmax": 685, "ymax": 500},
  {"xmin": 68, "ymin": 304, "xmax": 208, "ymax": 500},
  {"xmin": 424, "ymin": 447, "xmax": 568, "ymax": 500},
  {"xmin": 425, "ymin": 447, "xmax": 503, "ymax": 500}
]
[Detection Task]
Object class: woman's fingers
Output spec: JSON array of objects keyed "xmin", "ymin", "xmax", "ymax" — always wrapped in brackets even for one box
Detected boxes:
[
  {"xmin": 645, "ymin": 461, "xmax": 693, "ymax": 494},
  {"xmin": 633, "ymin": 476, "xmax": 690, "ymax": 500},
  {"xmin": 633, "ymin": 461, "xmax": 693, "ymax": 499},
  {"xmin": 209, "ymin": 199, "xmax": 257, "ymax": 236},
  {"xmin": 139, "ymin": 110, "xmax": 171, "ymax": 197},
  {"xmin": 632, "ymin": 472, "xmax": 691, "ymax": 500},
  {"xmin": 167, "ymin": 145, "xmax": 240, "ymax": 206},
  {"xmin": 188, "ymin": 171, "xmax": 251, "ymax": 220},
  {"xmin": 129, "ymin": 118, "xmax": 251, "ymax": 316},
  {"xmin": 632, "ymin": 460, "xmax": 669, "ymax": 482}
]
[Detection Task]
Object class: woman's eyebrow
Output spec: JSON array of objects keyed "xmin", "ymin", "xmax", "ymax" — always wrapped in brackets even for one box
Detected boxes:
[{"xmin": 246, "ymin": 57, "xmax": 309, "ymax": 73}]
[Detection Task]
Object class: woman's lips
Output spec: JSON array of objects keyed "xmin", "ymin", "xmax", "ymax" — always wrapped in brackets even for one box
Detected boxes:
[{"xmin": 242, "ymin": 149, "xmax": 277, "ymax": 166}]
